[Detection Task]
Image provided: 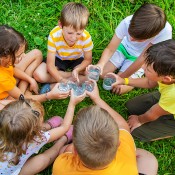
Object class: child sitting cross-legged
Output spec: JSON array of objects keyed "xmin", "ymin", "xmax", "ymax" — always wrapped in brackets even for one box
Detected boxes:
[
  {"xmin": 34, "ymin": 2, "xmax": 93, "ymax": 93},
  {"xmin": 53, "ymin": 82, "xmax": 158, "ymax": 175},
  {"xmin": 110, "ymin": 39, "xmax": 175, "ymax": 142},
  {"xmin": 91, "ymin": 3, "xmax": 172, "ymax": 95},
  {"xmin": 0, "ymin": 90, "xmax": 86, "ymax": 175}
]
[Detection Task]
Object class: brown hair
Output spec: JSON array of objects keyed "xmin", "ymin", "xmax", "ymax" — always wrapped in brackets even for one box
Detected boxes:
[
  {"xmin": 145, "ymin": 39, "xmax": 175, "ymax": 77},
  {"xmin": 60, "ymin": 2, "xmax": 89, "ymax": 30},
  {"xmin": 0, "ymin": 25, "xmax": 27, "ymax": 66},
  {"xmin": 128, "ymin": 3, "xmax": 166, "ymax": 40},
  {"xmin": 73, "ymin": 105, "xmax": 119, "ymax": 169},
  {"xmin": 0, "ymin": 99, "xmax": 44, "ymax": 165}
]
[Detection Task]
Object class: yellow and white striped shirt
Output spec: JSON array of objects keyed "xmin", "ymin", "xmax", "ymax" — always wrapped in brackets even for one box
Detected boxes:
[{"xmin": 48, "ymin": 26, "xmax": 93, "ymax": 60}]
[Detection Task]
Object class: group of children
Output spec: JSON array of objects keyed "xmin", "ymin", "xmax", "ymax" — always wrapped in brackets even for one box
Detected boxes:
[{"xmin": 0, "ymin": 1, "xmax": 175, "ymax": 175}]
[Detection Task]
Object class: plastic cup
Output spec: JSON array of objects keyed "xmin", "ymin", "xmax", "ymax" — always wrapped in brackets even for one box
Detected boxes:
[
  {"xmin": 88, "ymin": 66, "xmax": 101, "ymax": 81},
  {"xmin": 103, "ymin": 75, "xmax": 116, "ymax": 90},
  {"xmin": 58, "ymin": 82, "xmax": 70, "ymax": 92},
  {"xmin": 72, "ymin": 83, "xmax": 85, "ymax": 96},
  {"xmin": 67, "ymin": 80, "xmax": 77, "ymax": 90},
  {"xmin": 84, "ymin": 80, "xmax": 94, "ymax": 92}
]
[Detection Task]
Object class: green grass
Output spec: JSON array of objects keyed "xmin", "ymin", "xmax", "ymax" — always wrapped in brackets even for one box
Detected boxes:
[{"xmin": 1, "ymin": 0, "xmax": 175, "ymax": 174}]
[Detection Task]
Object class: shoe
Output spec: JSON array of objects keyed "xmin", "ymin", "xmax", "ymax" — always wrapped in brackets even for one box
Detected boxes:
[
  {"xmin": 40, "ymin": 84, "xmax": 51, "ymax": 94},
  {"xmin": 46, "ymin": 116, "xmax": 63, "ymax": 129},
  {"xmin": 65, "ymin": 125, "xmax": 73, "ymax": 143}
]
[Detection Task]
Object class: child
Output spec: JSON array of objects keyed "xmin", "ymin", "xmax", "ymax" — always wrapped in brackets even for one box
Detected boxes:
[
  {"xmin": 110, "ymin": 39, "xmax": 175, "ymax": 142},
  {"xmin": 33, "ymin": 2, "xmax": 93, "ymax": 92},
  {"xmin": 0, "ymin": 90, "xmax": 86, "ymax": 175},
  {"xmin": 0, "ymin": 25, "xmax": 69, "ymax": 110},
  {"xmin": 92, "ymin": 3, "xmax": 172, "ymax": 95},
  {"xmin": 52, "ymin": 82, "xmax": 158, "ymax": 175}
]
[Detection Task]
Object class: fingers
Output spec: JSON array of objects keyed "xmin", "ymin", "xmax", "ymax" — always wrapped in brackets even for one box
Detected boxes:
[{"xmin": 112, "ymin": 85, "xmax": 121, "ymax": 95}]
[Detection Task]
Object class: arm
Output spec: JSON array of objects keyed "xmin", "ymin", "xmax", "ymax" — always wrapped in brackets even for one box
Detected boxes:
[
  {"xmin": 110, "ymin": 73, "xmax": 158, "ymax": 89},
  {"xmin": 14, "ymin": 67, "xmax": 39, "ymax": 94},
  {"xmin": 72, "ymin": 50, "xmax": 92, "ymax": 81},
  {"xmin": 86, "ymin": 81, "xmax": 130, "ymax": 132},
  {"xmin": 120, "ymin": 43, "xmax": 152, "ymax": 78},
  {"xmin": 128, "ymin": 103, "xmax": 170, "ymax": 131},
  {"xmin": 8, "ymin": 83, "xmax": 69, "ymax": 102},
  {"xmin": 48, "ymin": 90, "xmax": 86, "ymax": 142},
  {"xmin": 97, "ymin": 34, "xmax": 122, "ymax": 72},
  {"xmin": 139, "ymin": 103, "xmax": 170, "ymax": 123},
  {"xmin": 47, "ymin": 52, "xmax": 63, "ymax": 82}
]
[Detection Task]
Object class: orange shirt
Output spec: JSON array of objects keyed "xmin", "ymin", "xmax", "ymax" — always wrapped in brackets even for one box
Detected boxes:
[
  {"xmin": 53, "ymin": 129, "xmax": 138, "ymax": 175},
  {"xmin": 0, "ymin": 66, "xmax": 16, "ymax": 99}
]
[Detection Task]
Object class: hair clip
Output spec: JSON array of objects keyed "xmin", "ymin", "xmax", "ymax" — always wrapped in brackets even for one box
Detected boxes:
[
  {"xmin": 32, "ymin": 110, "xmax": 40, "ymax": 117},
  {"xmin": 19, "ymin": 94, "xmax": 25, "ymax": 101}
]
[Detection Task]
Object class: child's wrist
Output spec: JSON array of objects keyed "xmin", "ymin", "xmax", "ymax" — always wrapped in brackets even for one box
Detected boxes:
[
  {"xmin": 137, "ymin": 115, "xmax": 144, "ymax": 125},
  {"xmin": 124, "ymin": 78, "xmax": 129, "ymax": 85},
  {"xmin": 45, "ymin": 92, "xmax": 51, "ymax": 101}
]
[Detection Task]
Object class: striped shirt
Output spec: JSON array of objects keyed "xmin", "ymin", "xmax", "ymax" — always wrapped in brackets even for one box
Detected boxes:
[{"xmin": 48, "ymin": 26, "xmax": 93, "ymax": 60}]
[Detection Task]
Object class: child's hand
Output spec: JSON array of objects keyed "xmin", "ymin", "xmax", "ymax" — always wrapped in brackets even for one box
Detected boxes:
[
  {"xmin": 128, "ymin": 115, "xmax": 142, "ymax": 132},
  {"xmin": 105, "ymin": 73, "xmax": 125, "ymax": 87},
  {"xmin": 29, "ymin": 78, "xmax": 39, "ymax": 94},
  {"xmin": 72, "ymin": 68, "xmax": 80, "ymax": 82},
  {"xmin": 70, "ymin": 89, "xmax": 86, "ymax": 106},
  {"xmin": 87, "ymin": 64, "xmax": 103, "ymax": 75},
  {"xmin": 86, "ymin": 80, "xmax": 100, "ymax": 102},
  {"xmin": 49, "ymin": 83, "xmax": 69, "ymax": 99}
]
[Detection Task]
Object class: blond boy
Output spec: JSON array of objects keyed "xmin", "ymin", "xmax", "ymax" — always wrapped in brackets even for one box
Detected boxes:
[{"xmin": 34, "ymin": 2, "xmax": 93, "ymax": 91}]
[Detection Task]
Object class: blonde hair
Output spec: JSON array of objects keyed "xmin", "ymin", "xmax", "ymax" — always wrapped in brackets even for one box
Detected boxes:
[
  {"xmin": 73, "ymin": 105, "xmax": 119, "ymax": 169},
  {"xmin": 0, "ymin": 99, "xmax": 44, "ymax": 165},
  {"xmin": 60, "ymin": 2, "xmax": 89, "ymax": 30}
]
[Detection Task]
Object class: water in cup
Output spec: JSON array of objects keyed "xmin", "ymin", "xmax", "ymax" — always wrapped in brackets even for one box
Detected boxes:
[
  {"xmin": 88, "ymin": 67, "xmax": 100, "ymax": 81},
  {"xmin": 84, "ymin": 80, "xmax": 94, "ymax": 92},
  {"xmin": 103, "ymin": 76, "xmax": 116, "ymax": 90},
  {"xmin": 58, "ymin": 83, "xmax": 70, "ymax": 92}
]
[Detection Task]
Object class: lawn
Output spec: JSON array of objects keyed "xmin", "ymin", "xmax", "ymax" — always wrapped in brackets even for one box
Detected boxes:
[{"xmin": 1, "ymin": 0, "xmax": 175, "ymax": 174}]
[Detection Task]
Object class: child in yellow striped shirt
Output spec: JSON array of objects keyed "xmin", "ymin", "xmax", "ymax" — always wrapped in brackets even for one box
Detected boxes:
[{"xmin": 34, "ymin": 2, "xmax": 93, "ymax": 93}]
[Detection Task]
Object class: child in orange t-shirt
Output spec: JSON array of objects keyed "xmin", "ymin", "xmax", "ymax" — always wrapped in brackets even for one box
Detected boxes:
[
  {"xmin": 53, "ymin": 82, "xmax": 158, "ymax": 175},
  {"xmin": 0, "ymin": 25, "xmax": 69, "ymax": 110}
]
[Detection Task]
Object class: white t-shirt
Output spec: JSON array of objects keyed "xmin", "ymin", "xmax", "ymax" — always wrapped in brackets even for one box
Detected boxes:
[
  {"xmin": 0, "ymin": 131, "xmax": 50, "ymax": 175},
  {"xmin": 115, "ymin": 15, "xmax": 172, "ymax": 57}
]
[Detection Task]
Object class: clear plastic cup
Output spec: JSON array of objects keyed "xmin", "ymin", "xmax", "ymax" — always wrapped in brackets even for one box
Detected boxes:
[
  {"xmin": 72, "ymin": 83, "xmax": 85, "ymax": 96},
  {"xmin": 88, "ymin": 66, "xmax": 101, "ymax": 81},
  {"xmin": 58, "ymin": 82, "xmax": 70, "ymax": 92},
  {"xmin": 84, "ymin": 80, "xmax": 94, "ymax": 92},
  {"xmin": 67, "ymin": 80, "xmax": 77, "ymax": 90},
  {"xmin": 103, "ymin": 74, "xmax": 116, "ymax": 90}
]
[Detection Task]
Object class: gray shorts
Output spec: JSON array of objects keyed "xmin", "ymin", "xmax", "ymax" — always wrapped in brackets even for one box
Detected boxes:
[
  {"xmin": 126, "ymin": 91, "xmax": 175, "ymax": 142},
  {"xmin": 110, "ymin": 51, "xmax": 144, "ymax": 78}
]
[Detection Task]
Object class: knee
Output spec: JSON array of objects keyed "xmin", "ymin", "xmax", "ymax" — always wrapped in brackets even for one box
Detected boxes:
[
  {"xmin": 33, "ymin": 69, "xmax": 45, "ymax": 83},
  {"xmin": 125, "ymin": 100, "xmax": 134, "ymax": 113},
  {"xmin": 33, "ymin": 49, "xmax": 43, "ymax": 63}
]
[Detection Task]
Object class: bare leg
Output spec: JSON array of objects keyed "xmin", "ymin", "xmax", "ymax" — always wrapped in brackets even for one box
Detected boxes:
[
  {"xmin": 19, "ymin": 136, "xmax": 67, "ymax": 175},
  {"xmin": 33, "ymin": 62, "xmax": 72, "ymax": 83},
  {"xmin": 136, "ymin": 148, "xmax": 158, "ymax": 175},
  {"xmin": 100, "ymin": 61, "xmax": 117, "ymax": 78},
  {"xmin": 15, "ymin": 49, "xmax": 43, "ymax": 93}
]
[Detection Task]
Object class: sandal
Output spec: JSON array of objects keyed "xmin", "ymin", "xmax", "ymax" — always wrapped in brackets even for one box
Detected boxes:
[
  {"xmin": 65, "ymin": 125, "xmax": 73, "ymax": 144},
  {"xmin": 40, "ymin": 84, "xmax": 51, "ymax": 94},
  {"xmin": 46, "ymin": 116, "xmax": 63, "ymax": 129}
]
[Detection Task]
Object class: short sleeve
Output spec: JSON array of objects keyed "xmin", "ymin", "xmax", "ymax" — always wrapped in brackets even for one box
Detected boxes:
[
  {"xmin": 115, "ymin": 15, "xmax": 132, "ymax": 39},
  {"xmin": 151, "ymin": 22, "xmax": 172, "ymax": 44},
  {"xmin": 83, "ymin": 31, "xmax": 93, "ymax": 52}
]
